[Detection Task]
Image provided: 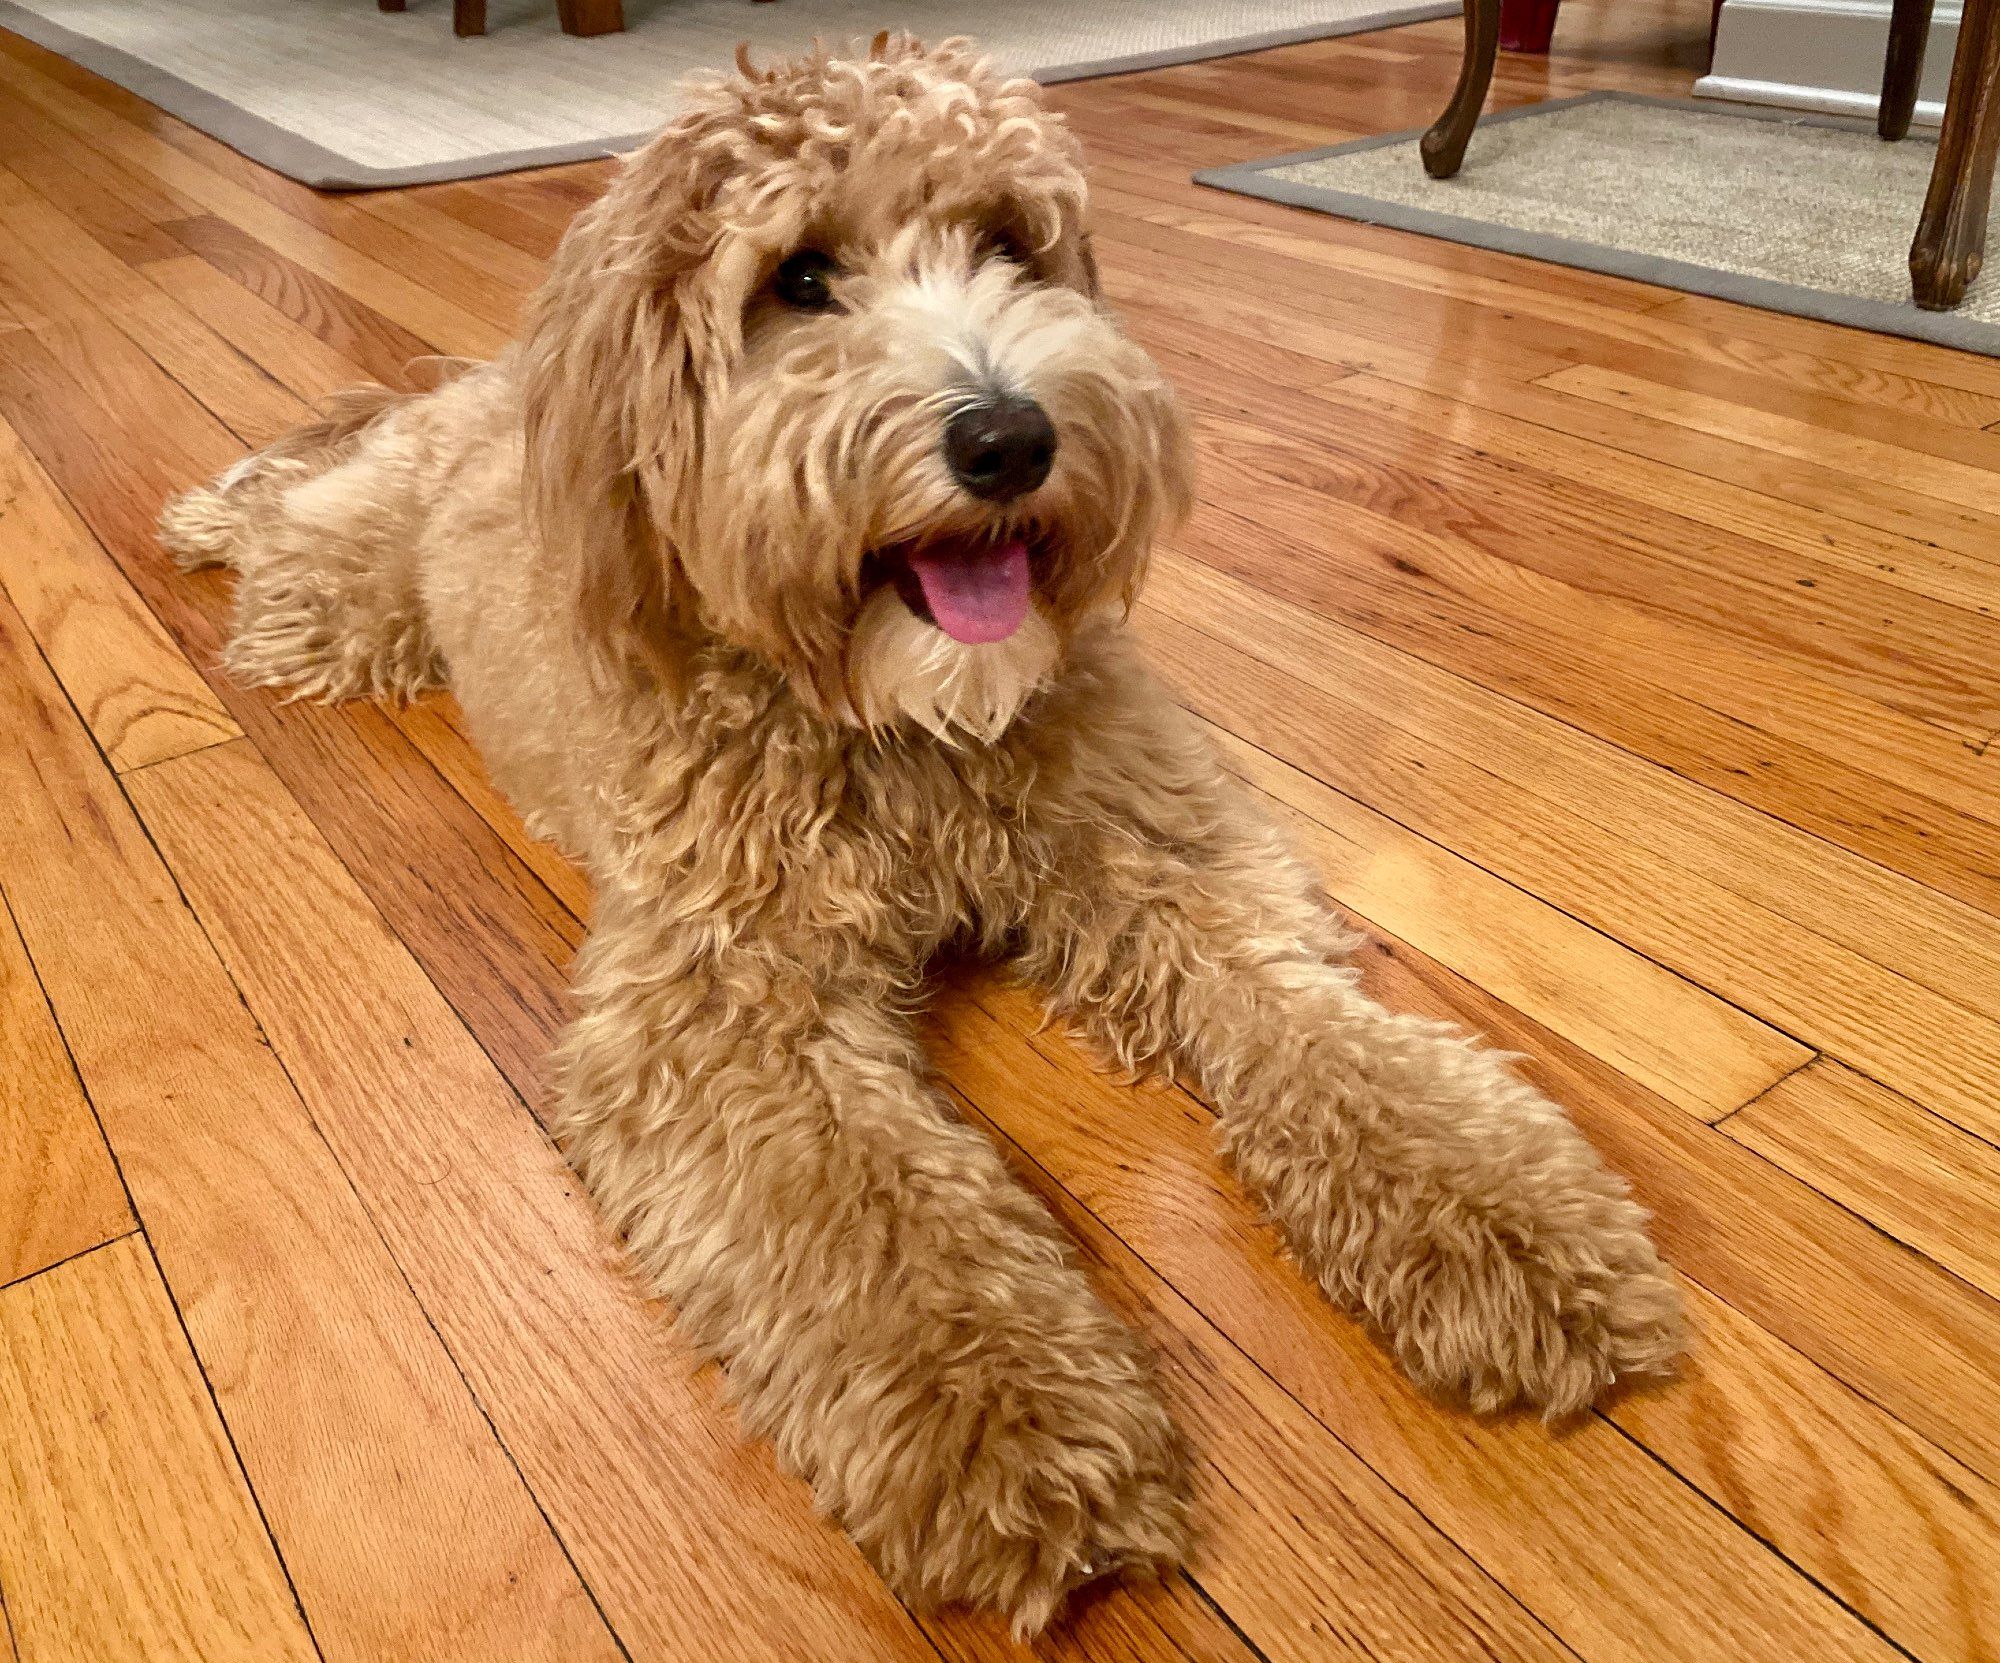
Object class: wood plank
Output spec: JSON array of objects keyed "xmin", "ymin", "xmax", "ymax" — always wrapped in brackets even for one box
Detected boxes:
[
  {"xmin": 1613, "ymin": 1269, "xmax": 2000, "ymax": 1663},
  {"xmin": 1377, "ymin": 350, "xmax": 2000, "ymax": 562},
  {"xmin": 142, "ymin": 252, "xmax": 383, "ymax": 404},
  {"xmin": 0, "ymin": 588, "xmax": 621, "ymax": 1663},
  {"xmin": 1096, "ymin": 149, "xmax": 1665, "ymax": 312},
  {"xmin": 1197, "ymin": 717, "xmax": 1809, "ymax": 1118},
  {"xmin": 1320, "ymin": 373, "xmax": 2000, "ymax": 620},
  {"xmin": 1727, "ymin": 1059, "xmax": 2000, "ymax": 1302},
  {"xmin": 1347, "ymin": 929, "xmax": 2000, "ymax": 1488},
  {"xmin": 105, "ymin": 286, "xmax": 314, "ymax": 447},
  {"xmin": 0, "ymin": 46, "xmax": 504, "ymax": 356},
  {"xmin": 944, "ymin": 947, "xmax": 2000, "ymax": 1662},
  {"xmin": 922, "ymin": 1577, "xmax": 1258, "ymax": 1662},
  {"xmin": 1648, "ymin": 286, "xmax": 2000, "ymax": 405},
  {"xmin": 938, "ymin": 1075, "xmax": 1581, "ymax": 1663},
  {"xmin": 1095, "ymin": 219, "xmax": 1571, "ymax": 386},
  {"xmin": 0, "ymin": 1236, "xmax": 317, "ymax": 1663},
  {"xmin": 0, "ymin": 315, "xmax": 579, "ymax": 1103},
  {"xmin": 165, "ymin": 214, "xmax": 435, "ymax": 393},
  {"xmin": 0, "ymin": 165, "xmax": 310, "ymax": 447},
  {"xmin": 0, "ymin": 415, "xmax": 237, "ymax": 771},
  {"xmin": 1166, "ymin": 432, "xmax": 2000, "ymax": 919},
  {"xmin": 930, "ymin": 981, "xmax": 1905, "ymax": 1663},
  {"xmin": 127, "ymin": 735, "xmax": 946, "ymax": 1663},
  {"xmin": 1547, "ymin": 330, "xmax": 2000, "ymax": 469},
  {"xmin": 1139, "ymin": 562, "xmax": 2000, "ymax": 1142},
  {"xmin": 0, "ymin": 163, "xmax": 152, "ymax": 326},
  {"xmin": 404, "ymin": 175, "xmax": 573, "ymax": 261},
  {"xmin": 1538, "ymin": 363, "xmax": 2000, "ymax": 523},
  {"xmin": 1098, "ymin": 197, "xmax": 2000, "ymax": 474},
  {"xmin": 1173, "ymin": 364, "xmax": 2000, "ymax": 749},
  {"xmin": 1107, "ymin": 188, "xmax": 2000, "ymax": 425},
  {"xmin": 0, "ymin": 95, "xmax": 184, "ymax": 264},
  {"xmin": 0, "ymin": 893, "xmax": 129, "ymax": 1288}
]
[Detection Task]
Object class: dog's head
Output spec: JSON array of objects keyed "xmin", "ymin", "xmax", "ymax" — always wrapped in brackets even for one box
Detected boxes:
[{"xmin": 519, "ymin": 34, "xmax": 1191, "ymax": 740}]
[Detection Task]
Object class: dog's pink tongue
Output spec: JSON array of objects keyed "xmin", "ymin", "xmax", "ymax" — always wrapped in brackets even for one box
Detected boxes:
[{"xmin": 908, "ymin": 539, "xmax": 1032, "ymax": 644}]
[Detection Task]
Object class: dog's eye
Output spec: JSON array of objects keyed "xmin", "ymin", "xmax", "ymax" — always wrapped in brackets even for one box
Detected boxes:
[{"xmin": 774, "ymin": 249, "xmax": 839, "ymax": 310}]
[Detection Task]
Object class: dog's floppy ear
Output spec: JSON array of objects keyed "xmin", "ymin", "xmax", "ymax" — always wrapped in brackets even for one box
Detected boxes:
[{"xmin": 517, "ymin": 135, "xmax": 728, "ymax": 685}]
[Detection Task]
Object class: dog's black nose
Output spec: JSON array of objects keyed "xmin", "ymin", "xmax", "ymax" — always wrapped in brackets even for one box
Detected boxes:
[{"xmin": 943, "ymin": 396, "xmax": 1057, "ymax": 502}]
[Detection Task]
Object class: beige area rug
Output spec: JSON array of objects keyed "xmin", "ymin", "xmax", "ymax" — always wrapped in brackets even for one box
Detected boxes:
[
  {"xmin": 0, "ymin": 0, "xmax": 1453, "ymax": 189},
  {"xmin": 1197, "ymin": 93, "xmax": 2000, "ymax": 356}
]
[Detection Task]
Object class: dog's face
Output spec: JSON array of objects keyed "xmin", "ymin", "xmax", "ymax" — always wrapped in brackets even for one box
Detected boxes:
[{"xmin": 520, "ymin": 36, "xmax": 1191, "ymax": 740}]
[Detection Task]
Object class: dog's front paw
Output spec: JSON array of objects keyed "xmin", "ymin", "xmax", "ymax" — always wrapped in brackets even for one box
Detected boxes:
[
  {"xmin": 845, "ymin": 1327, "xmax": 1190, "ymax": 1635},
  {"xmin": 1377, "ymin": 1197, "xmax": 1686, "ymax": 1418}
]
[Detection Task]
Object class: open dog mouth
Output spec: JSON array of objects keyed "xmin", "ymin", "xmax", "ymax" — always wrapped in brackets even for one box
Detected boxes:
[{"xmin": 868, "ymin": 527, "xmax": 1052, "ymax": 645}]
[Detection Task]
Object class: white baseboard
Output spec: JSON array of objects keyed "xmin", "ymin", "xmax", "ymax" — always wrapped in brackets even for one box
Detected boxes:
[
  {"xmin": 1697, "ymin": 0, "xmax": 1958, "ymax": 127},
  {"xmin": 1694, "ymin": 72, "xmax": 1944, "ymax": 126}
]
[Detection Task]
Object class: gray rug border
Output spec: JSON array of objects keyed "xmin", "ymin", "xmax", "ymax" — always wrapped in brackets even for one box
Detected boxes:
[
  {"xmin": 1193, "ymin": 90, "xmax": 2000, "ymax": 357},
  {"xmin": 0, "ymin": 0, "xmax": 1453, "ymax": 191}
]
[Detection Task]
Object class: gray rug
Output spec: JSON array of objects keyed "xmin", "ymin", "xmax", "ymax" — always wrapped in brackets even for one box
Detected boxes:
[
  {"xmin": 0, "ymin": 0, "xmax": 1453, "ymax": 189},
  {"xmin": 1197, "ymin": 92, "xmax": 2000, "ymax": 356}
]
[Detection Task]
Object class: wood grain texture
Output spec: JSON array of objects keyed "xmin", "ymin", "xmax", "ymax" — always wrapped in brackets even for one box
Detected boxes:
[
  {"xmin": 1102, "ymin": 185, "xmax": 2000, "ymax": 424},
  {"xmin": 0, "ymin": 1236, "xmax": 317, "ymax": 1663},
  {"xmin": 1199, "ymin": 718, "xmax": 1810, "ymax": 1118},
  {"xmin": 929, "ymin": 980, "xmax": 1902, "ymax": 1663},
  {"xmin": 1353, "ymin": 932, "xmax": 2000, "ymax": 1490},
  {"xmin": 0, "ymin": 314, "xmax": 580, "ymax": 1103},
  {"xmin": 0, "ymin": 416, "xmax": 237, "ymax": 770},
  {"xmin": 0, "ymin": 893, "xmax": 129, "ymax": 1288},
  {"xmin": 164, "ymin": 214, "xmax": 436, "ymax": 393},
  {"xmin": 0, "ymin": 46, "xmax": 503, "ymax": 356},
  {"xmin": 0, "ymin": 589, "xmax": 619, "ymax": 1663},
  {"xmin": 941, "ymin": 1071, "xmax": 1581, "ymax": 1663},
  {"xmin": 1728, "ymin": 1059, "xmax": 2000, "ymax": 1301},
  {"xmin": 141, "ymin": 251, "xmax": 380, "ymax": 403},
  {"xmin": 2, "ymin": 4, "xmax": 1999, "ymax": 1659},
  {"xmin": 1139, "ymin": 565, "xmax": 2000, "ymax": 1142},
  {"xmin": 126, "ymin": 737, "xmax": 944, "ymax": 1663},
  {"xmin": 389, "ymin": 693, "xmax": 595, "ymax": 922}
]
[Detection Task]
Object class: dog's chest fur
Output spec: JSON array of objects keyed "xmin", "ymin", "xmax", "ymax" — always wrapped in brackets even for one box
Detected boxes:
[{"xmin": 598, "ymin": 651, "xmax": 1099, "ymax": 969}]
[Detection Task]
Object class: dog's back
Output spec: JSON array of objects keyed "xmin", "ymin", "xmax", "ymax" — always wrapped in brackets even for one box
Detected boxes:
[{"xmin": 158, "ymin": 359, "xmax": 500, "ymax": 706}]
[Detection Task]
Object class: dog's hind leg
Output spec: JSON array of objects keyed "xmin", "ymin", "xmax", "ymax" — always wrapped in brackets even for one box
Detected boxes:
[
  {"xmin": 553, "ymin": 897, "xmax": 1190, "ymax": 1634},
  {"xmin": 161, "ymin": 385, "xmax": 443, "ymax": 702}
]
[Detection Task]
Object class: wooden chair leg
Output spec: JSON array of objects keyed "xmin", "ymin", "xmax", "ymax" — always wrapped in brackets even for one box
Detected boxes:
[
  {"xmin": 1910, "ymin": 0, "xmax": 2000, "ymax": 308},
  {"xmin": 454, "ymin": 0, "xmax": 486, "ymax": 34},
  {"xmin": 556, "ymin": 0, "xmax": 624, "ymax": 35},
  {"xmin": 1421, "ymin": 0, "xmax": 1502, "ymax": 179},
  {"xmin": 377, "ymin": 0, "xmax": 406, "ymax": 11},
  {"xmin": 1880, "ymin": 0, "xmax": 1936, "ymax": 139}
]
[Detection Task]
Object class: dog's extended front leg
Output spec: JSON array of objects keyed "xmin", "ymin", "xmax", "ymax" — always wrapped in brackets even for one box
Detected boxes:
[
  {"xmin": 553, "ymin": 898, "xmax": 1188, "ymax": 1632},
  {"xmin": 1021, "ymin": 753, "xmax": 1684, "ymax": 1417}
]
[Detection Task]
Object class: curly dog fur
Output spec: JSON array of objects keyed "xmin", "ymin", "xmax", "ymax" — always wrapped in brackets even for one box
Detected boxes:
[{"xmin": 162, "ymin": 36, "xmax": 1683, "ymax": 1633}]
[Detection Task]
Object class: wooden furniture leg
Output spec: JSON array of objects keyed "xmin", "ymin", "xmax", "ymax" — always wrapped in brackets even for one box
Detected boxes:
[
  {"xmin": 1910, "ymin": 0, "xmax": 2000, "ymax": 308},
  {"xmin": 1880, "ymin": 0, "xmax": 1936, "ymax": 139},
  {"xmin": 454, "ymin": 0, "xmax": 486, "ymax": 34},
  {"xmin": 376, "ymin": 0, "xmax": 405, "ymax": 11},
  {"xmin": 1422, "ymin": 0, "xmax": 1502, "ymax": 178},
  {"xmin": 555, "ymin": 0, "xmax": 624, "ymax": 35},
  {"xmin": 1499, "ymin": 0, "xmax": 1560, "ymax": 53}
]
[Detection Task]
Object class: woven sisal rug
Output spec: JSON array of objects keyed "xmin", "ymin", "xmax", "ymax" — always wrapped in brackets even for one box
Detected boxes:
[
  {"xmin": 0, "ymin": 0, "xmax": 1453, "ymax": 188},
  {"xmin": 1198, "ymin": 93, "xmax": 2000, "ymax": 356}
]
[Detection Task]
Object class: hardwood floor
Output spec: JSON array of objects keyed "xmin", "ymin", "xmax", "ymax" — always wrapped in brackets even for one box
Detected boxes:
[{"xmin": 0, "ymin": 7, "xmax": 1996, "ymax": 1659}]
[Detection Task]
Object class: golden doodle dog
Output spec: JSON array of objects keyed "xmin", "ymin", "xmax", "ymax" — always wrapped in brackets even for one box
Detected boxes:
[{"xmin": 164, "ymin": 35, "xmax": 1683, "ymax": 1633}]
